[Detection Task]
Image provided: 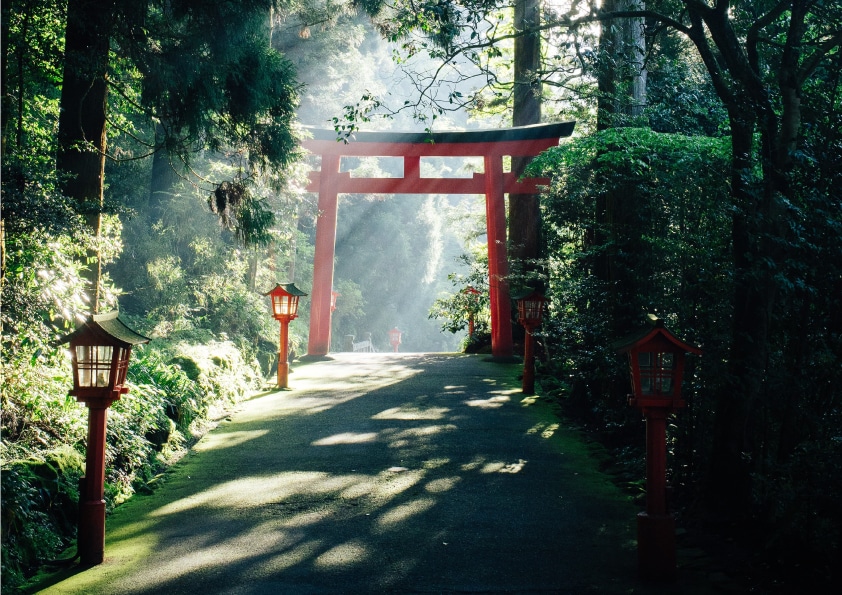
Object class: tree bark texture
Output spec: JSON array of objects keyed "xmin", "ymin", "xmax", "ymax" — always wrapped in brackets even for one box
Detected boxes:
[
  {"xmin": 624, "ymin": 0, "xmax": 647, "ymax": 118},
  {"xmin": 597, "ymin": 0, "xmax": 647, "ymax": 129},
  {"xmin": 57, "ymin": 0, "xmax": 117, "ymax": 312},
  {"xmin": 593, "ymin": 2, "xmax": 649, "ymax": 334},
  {"xmin": 509, "ymin": 0, "xmax": 542, "ymax": 282}
]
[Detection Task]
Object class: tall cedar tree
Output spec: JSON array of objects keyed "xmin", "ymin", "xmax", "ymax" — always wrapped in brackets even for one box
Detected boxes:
[
  {"xmin": 509, "ymin": 0, "xmax": 543, "ymax": 289},
  {"xmin": 55, "ymin": 0, "xmax": 299, "ymax": 311}
]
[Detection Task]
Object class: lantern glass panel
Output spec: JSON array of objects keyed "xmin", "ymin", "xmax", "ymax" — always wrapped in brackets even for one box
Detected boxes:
[
  {"xmin": 273, "ymin": 295, "xmax": 298, "ymax": 317},
  {"xmin": 519, "ymin": 299, "xmax": 544, "ymax": 325},
  {"xmin": 76, "ymin": 345, "xmax": 113, "ymax": 388},
  {"xmin": 638, "ymin": 351, "xmax": 675, "ymax": 396},
  {"xmin": 114, "ymin": 346, "xmax": 130, "ymax": 387}
]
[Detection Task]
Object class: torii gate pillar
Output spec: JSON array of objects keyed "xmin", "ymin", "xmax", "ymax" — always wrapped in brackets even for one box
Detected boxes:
[
  {"xmin": 308, "ymin": 154, "xmax": 340, "ymax": 357},
  {"xmin": 302, "ymin": 122, "xmax": 575, "ymax": 358},
  {"xmin": 484, "ymin": 154, "xmax": 512, "ymax": 358}
]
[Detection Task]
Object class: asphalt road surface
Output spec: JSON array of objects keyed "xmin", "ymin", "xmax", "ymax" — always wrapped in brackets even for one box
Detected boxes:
[{"xmin": 35, "ymin": 352, "xmax": 663, "ymax": 594}]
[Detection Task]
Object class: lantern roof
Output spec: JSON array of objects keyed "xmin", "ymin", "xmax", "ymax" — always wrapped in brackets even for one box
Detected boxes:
[
  {"xmin": 59, "ymin": 311, "xmax": 151, "ymax": 347},
  {"xmin": 614, "ymin": 314, "xmax": 701, "ymax": 355},
  {"xmin": 264, "ymin": 282, "xmax": 308, "ymax": 298}
]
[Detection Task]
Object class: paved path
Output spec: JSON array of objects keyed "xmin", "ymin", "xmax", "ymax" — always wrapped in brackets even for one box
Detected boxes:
[{"xmin": 37, "ymin": 353, "xmax": 658, "ymax": 594}]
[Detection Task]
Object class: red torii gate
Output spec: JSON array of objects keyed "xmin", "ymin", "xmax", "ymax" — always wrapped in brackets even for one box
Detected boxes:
[{"xmin": 302, "ymin": 121, "xmax": 575, "ymax": 358}]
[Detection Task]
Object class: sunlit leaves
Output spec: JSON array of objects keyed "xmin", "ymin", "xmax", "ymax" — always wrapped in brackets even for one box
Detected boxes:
[{"xmin": 332, "ymin": 92, "xmax": 385, "ymax": 140}]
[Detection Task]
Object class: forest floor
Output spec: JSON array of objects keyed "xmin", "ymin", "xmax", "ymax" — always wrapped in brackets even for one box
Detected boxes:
[{"xmin": 28, "ymin": 352, "xmax": 749, "ymax": 594}]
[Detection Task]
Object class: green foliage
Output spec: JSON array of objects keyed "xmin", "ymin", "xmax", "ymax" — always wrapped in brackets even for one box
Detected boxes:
[
  {"xmin": 751, "ymin": 436, "xmax": 842, "ymax": 585},
  {"xmin": 535, "ymin": 123, "xmax": 842, "ymax": 583},
  {"xmin": 111, "ymin": 179, "xmax": 278, "ymax": 353},
  {"xmin": 1, "ymin": 447, "xmax": 85, "ymax": 590},
  {"xmin": 170, "ymin": 341, "xmax": 264, "ymax": 406},
  {"xmin": 117, "ymin": 0, "xmax": 301, "ymax": 172},
  {"xmin": 101, "ymin": 338, "xmax": 261, "ymax": 505},
  {"xmin": 0, "ymin": 346, "xmax": 86, "ymax": 463},
  {"xmin": 428, "ymin": 254, "xmax": 490, "ymax": 336},
  {"xmin": 644, "ymin": 34, "xmax": 728, "ymax": 136},
  {"xmin": 0, "ymin": 113, "xmax": 90, "ymax": 349},
  {"xmin": 0, "ymin": 335, "xmax": 264, "ymax": 590},
  {"xmin": 534, "ymin": 126, "xmax": 732, "ymax": 473}
]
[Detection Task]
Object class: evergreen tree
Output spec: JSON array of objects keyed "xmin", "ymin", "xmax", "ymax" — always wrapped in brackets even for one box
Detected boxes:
[{"xmin": 53, "ymin": 0, "xmax": 300, "ymax": 310}]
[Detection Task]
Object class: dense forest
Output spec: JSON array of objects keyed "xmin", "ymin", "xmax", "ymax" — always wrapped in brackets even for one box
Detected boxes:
[{"xmin": 2, "ymin": 0, "xmax": 841, "ymax": 591}]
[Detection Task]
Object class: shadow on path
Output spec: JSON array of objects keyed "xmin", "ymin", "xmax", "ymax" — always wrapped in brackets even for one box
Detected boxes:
[{"xmin": 32, "ymin": 353, "xmax": 685, "ymax": 594}]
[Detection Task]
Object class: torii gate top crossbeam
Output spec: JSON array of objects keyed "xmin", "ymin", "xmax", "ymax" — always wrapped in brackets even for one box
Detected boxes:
[{"xmin": 301, "ymin": 121, "xmax": 575, "ymax": 157}]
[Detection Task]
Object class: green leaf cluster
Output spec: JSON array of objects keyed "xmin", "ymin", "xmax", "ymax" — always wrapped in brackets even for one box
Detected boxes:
[{"xmin": 535, "ymin": 126, "xmax": 732, "ymax": 466}]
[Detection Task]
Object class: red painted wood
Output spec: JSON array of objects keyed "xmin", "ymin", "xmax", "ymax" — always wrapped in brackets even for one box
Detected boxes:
[
  {"xmin": 307, "ymin": 155, "xmax": 340, "ymax": 356},
  {"xmin": 522, "ymin": 327, "xmax": 536, "ymax": 393},
  {"xmin": 277, "ymin": 320, "xmax": 290, "ymax": 388},
  {"xmin": 484, "ymin": 155, "xmax": 513, "ymax": 358},
  {"xmin": 638, "ymin": 409, "xmax": 676, "ymax": 581},
  {"xmin": 79, "ymin": 404, "xmax": 108, "ymax": 565},
  {"xmin": 645, "ymin": 409, "xmax": 668, "ymax": 515},
  {"xmin": 305, "ymin": 171, "xmax": 550, "ymax": 195}
]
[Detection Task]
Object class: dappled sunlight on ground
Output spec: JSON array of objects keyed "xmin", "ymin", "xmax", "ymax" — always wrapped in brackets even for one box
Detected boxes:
[
  {"xmin": 41, "ymin": 353, "xmax": 639, "ymax": 594},
  {"xmin": 372, "ymin": 405, "xmax": 451, "ymax": 420},
  {"xmin": 193, "ymin": 429, "xmax": 270, "ymax": 451},
  {"xmin": 374, "ymin": 497, "xmax": 437, "ymax": 531},
  {"xmin": 526, "ymin": 421, "xmax": 560, "ymax": 439},
  {"xmin": 464, "ymin": 395, "xmax": 511, "ymax": 408},
  {"xmin": 312, "ymin": 431, "xmax": 379, "ymax": 445},
  {"xmin": 314, "ymin": 539, "xmax": 370, "ymax": 569}
]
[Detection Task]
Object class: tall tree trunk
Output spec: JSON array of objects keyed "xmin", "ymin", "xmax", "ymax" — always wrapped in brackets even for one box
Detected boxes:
[
  {"xmin": 686, "ymin": 1, "xmax": 814, "ymax": 517},
  {"xmin": 148, "ymin": 123, "xmax": 181, "ymax": 218},
  {"xmin": 593, "ymin": 2, "xmax": 649, "ymax": 334},
  {"xmin": 508, "ymin": 0, "xmax": 542, "ymax": 290},
  {"xmin": 624, "ymin": 0, "xmax": 647, "ymax": 118},
  {"xmin": 597, "ymin": 0, "xmax": 647, "ymax": 128},
  {"xmin": 596, "ymin": 0, "xmax": 619, "ymax": 131},
  {"xmin": 57, "ymin": 0, "xmax": 116, "ymax": 313},
  {"xmin": 708, "ymin": 109, "xmax": 763, "ymax": 513}
]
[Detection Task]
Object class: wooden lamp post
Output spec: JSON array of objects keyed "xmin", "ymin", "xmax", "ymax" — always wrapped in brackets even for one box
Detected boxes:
[
  {"xmin": 616, "ymin": 314, "xmax": 701, "ymax": 582},
  {"xmin": 265, "ymin": 283, "xmax": 307, "ymax": 389},
  {"xmin": 388, "ymin": 327, "xmax": 402, "ymax": 352},
  {"xmin": 514, "ymin": 289, "xmax": 548, "ymax": 395},
  {"xmin": 61, "ymin": 311, "xmax": 150, "ymax": 565}
]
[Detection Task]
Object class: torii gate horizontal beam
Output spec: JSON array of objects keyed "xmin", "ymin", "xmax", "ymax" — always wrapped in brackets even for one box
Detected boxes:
[
  {"xmin": 301, "ymin": 122, "xmax": 575, "ymax": 359},
  {"xmin": 305, "ymin": 171, "xmax": 550, "ymax": 195},
  {"xmin": 302, "ymin": 122, "xmax": 575, "ymax": 157}
]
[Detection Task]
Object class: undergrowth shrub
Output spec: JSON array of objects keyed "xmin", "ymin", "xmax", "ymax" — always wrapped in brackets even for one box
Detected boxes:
[
  {"xmin": 752, "ymin": 437, "xmax": 842, "ymax": 586},
  {"xmin": 171, "ymin": 340, "xmax": 264, "ymax": 406},
  {"xmin": 1, "ymin": 446, "xmax": 85, "ymax": 589},
  {"xmin": 1, "ymin": 337, "xmax": 262, "ymax": 591}
]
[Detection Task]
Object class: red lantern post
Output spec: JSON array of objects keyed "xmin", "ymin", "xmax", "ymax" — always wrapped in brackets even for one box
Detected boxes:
[
  {"xmin": 514, "ymin": 290, "xmax": 548, "ymax": 394},
  {"xmin": 616, "ymin": 314, "xmax": 701, "ymax": 582},
  {"xmin": 61, "ymin": 311, "xmax": 150, "ymax": 565},
  {"xmin": 265, "ymin": 283, "xmax": 307, "ymax": 388},
  {"xmin": 388, "ymin": 327, "xmax": 402, "ymax": 352},
  {"xmin": 330, "ymin": 290, "xmax": 340, "ymax": 313}
]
